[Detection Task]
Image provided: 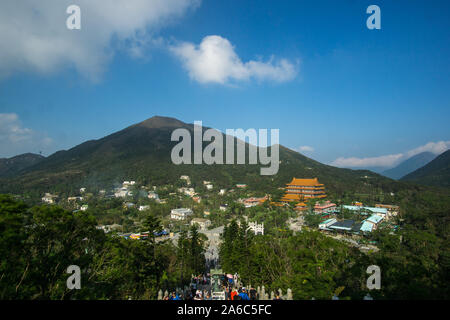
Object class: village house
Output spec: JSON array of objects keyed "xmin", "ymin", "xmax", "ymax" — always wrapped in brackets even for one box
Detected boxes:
[
  {"xmin": 206, "ymin": 184, "xmax": 213, "ymax": 190},
  {"xmin": 96, "ymin": 224, "xmax": 122, "ymax": 233},
  {"xmin": 42, "ymin": 193, "xmax": 58, "ymax": 204},
  {"xmin": 236, "ymin": 184, "xmax": 247, "ymax": 188},
  {"xmin": 178, "ymin": 187, "xmax": 196, "ymax": 197},
  {"xmin": 80, "ymin": 205, "xmax": 89, "ymax": 211},
  {"xmin": 80, "ymin": 188, "xmax": 86, "ymax": 193},
  {"xmin": 170, "ymin": 208, "xmax": 193, "ymax": 220},
  {"xmin": 219, "ymin": 189, "xmax": 226, "ymax": 195},
  {"xmin": 180, "ymin": 175, "xmax": 191, "ymax": 185},
  {"xmin": 123, "ymin": 181, "xmax": 136, "ymax": 187},
  {"xmin": 190, "ymin": 218, "xmax": 211, "ymax": 230},
  {"xmin": 115, "ymin": 187, "xmax": 132, "ymax": 198},
  {"xmin": 139, "ymin": 205, "xmax": 150, "ymax": 211},
  {"xmin": 148, "ymin": 191, "xmax": 160, "ymax": 201},
  {"xmin": 240, "ymin": 195, "xmax": 268, "ymax": 208},
  {"xmin": 123, "ymin": 202, "xmax": 135, "ymax": 209},
  {"xmin": 68, "ymin": 196, "xmax": 83, "ymax": 202}
]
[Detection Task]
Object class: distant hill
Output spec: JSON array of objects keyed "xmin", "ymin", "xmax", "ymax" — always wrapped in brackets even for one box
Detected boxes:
[
  {"xmin": 0, "ymin": 116, "xmax": 411, "ymax": 198},
  {"xmin": 401, "ymin": 150, "xmax": 450, "ymax": 187},
  {"xmin": 382, "ymin": 152, "xmax": 436, "ymax": 180},
  {"xmin": 0, "ymin": 153, "xmax": 45, "ymax": 178}
]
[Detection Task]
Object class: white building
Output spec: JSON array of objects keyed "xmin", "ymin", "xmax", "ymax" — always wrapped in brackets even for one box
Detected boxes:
[
  {"xmin": 68, "ymin": 196, "xmax": 83, "ymax": 202},
  {"xmin": 190, "ymin": 218, "xmax": 211, "ymax": 230},
  {"xmin": 115, "ymin": 187, "xmax": 133, "ymax": 198},
  {"xmin": 148, "ymin": 191, "xmax": 160, "ymax": 201},
  {"xmin": 139, "ymin": 205, "xmax": 150, "ymax": 211},
  {"xmin": 319, "ymin": 218, "xmax": 337, "ymax": 230},
  {"xmin": 180, "ymin": 175, "xmax": 191, "ymax": 185},
  {"xmin": 80, "ymin": 205, "xmax": 89, "ymax": 211},
  {"xmin": 123, "ymin": 181, "xmax": 136, "ymax": 187},
  {"xmin": 219, "ymin": 189, "xmax": 226, "ymax": 195},
  {"xmin": 96, "ymin": 224, "xmax": 122, "ymax": 233},
  {"xmin": 248, "ymin": 222, "xmax": 264, "ymax": 235},
  {"xmin": 80, "ymin": 188, "xmax": 86, "ymax": 193},
  {"xmin": 42, "ymin": 193, "xmax": 57, "ymax": 204},
  {"xmin": 206, "ymin": 184, "xmax": 213, "ymax": 190},
  {"xmin": 170, "ymin": 208, "xmax": 193, "ymax": 220},
  {"xmin": 178, "ymin": 187, "xmax": 196, "ymax": 197}
]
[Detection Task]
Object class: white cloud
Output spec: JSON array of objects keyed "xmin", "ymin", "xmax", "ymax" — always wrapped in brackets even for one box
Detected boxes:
[
  {"xmin": 0, "ymin": 113, "xmax": 53, "ymax": 158},
  {"xmin": 331, "ymin": 154, "xmax": 404, "ymax": 168},
  {"xmin": 170, "ymin": 35, "xmax": 298, "ymax": 84},
  {"xmin": 330, "ymin": 140, "xmax": 450, "ymax": 169},
  {"xmin": 0, "ymin": 0, "xmax": 200, "ymax": 81},
  {"xmin": 405, "ymin": 141, "xmax": 450, "ymax": 158},
  {"xmin": 298, "ymin": 146, "xmax": 314, "ymax": 153}
]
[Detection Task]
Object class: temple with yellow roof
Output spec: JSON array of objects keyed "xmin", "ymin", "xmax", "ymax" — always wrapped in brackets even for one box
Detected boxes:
[{"xmin": 280, "ymin": 178, "xmax": 326, "ymax": 205}]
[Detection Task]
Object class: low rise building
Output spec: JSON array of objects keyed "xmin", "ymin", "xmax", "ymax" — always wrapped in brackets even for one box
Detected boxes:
[
  {"xmin": 360, "ymin": 214, "xmax": 384, "ymax": 233},
  {"xmin": 68, "ymin": 196, "xmax": 83, "ymax": 202},
  {"xmin": 342, "ymin": 205, "xmax": 387, "ymax": 216},
  {"xmin": 178, "ymin": 187, "xmax": 196, "ymax": 197},
  {"xmin": 139, "ymin": 205, "xmax": 150, "ymax": 211},
  {"xmin": 314, "ymin": 201, "xmax": 337, "ymax": 214},
  {"xmin": 240, "ymin": 196, "xmax": 268, "ymax": 208},
  {"xmin": 319, "ymin": 218, "xmax": 337, "ymax": 230},
  {"xmin": 96, "ymin": 224, "xmax": 122, "ymax": 233},
  {"xmin": 148, "ymin": 191, "xmax": 160, "ymax": 201},
  {"xmin": 42, "ymin": 193, "xmax": 58, "ymax": 204},
  {"xmin": 170, "ymin": 208, "xmax": 193, "ymax": 220},
  {"xmin": 115, "ymin": 187, "xmax": 132, "ymax": 198},
  {"xmin": 180, "ymin": 175, "xmax": 191, "ymax": 185},
  {"xmin": 191, "ymin": 218, "xmax": 211, "ymax": 230}
]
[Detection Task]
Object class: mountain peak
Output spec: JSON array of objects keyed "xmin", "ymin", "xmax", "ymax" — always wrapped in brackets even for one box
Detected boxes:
[{"xmin": 135, "ymin": 116, "xmax": 187, "ymax": 129}]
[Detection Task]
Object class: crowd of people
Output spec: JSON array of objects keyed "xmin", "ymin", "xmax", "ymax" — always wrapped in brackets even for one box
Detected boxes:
[{"xmin": 162, "ymin": 273, "xmax": 284, "ymax": 300}]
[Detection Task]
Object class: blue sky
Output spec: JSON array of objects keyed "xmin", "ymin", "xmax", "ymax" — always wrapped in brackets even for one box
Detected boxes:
[{"xmin": 0, "ymin": 0, "xmax": 449, "ymax": 169}]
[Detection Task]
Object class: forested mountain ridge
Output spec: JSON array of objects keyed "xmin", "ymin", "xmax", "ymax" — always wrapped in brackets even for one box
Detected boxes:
[
  {"xmin": 401, "ymin": 150, "xmax": 450, "ymax": 187},
  {"xmin": 0, "ymin": 116, "xmax": 437, "ymax": 201},
  {"xmin": 0, "ymin": 153, "xmax": 45, "ymax": 178},
  {"xmin": 381, "ymin": 152, "xmax": 436, "ymax": 180}
]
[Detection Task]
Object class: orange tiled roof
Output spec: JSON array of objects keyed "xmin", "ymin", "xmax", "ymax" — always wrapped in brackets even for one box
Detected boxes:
[
  {"xmin": 286, "ymin": 178, "xmax": 322, "ymax": 186},
  {"xmin": 281, "ymin": 194, "xmax": 304, "ymax": 201}
]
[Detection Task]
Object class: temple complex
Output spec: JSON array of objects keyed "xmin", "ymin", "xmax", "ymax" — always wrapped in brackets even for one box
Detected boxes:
[{"xmin": 281, "ymin": 178, "xmax": 326, "ymax": 204}]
